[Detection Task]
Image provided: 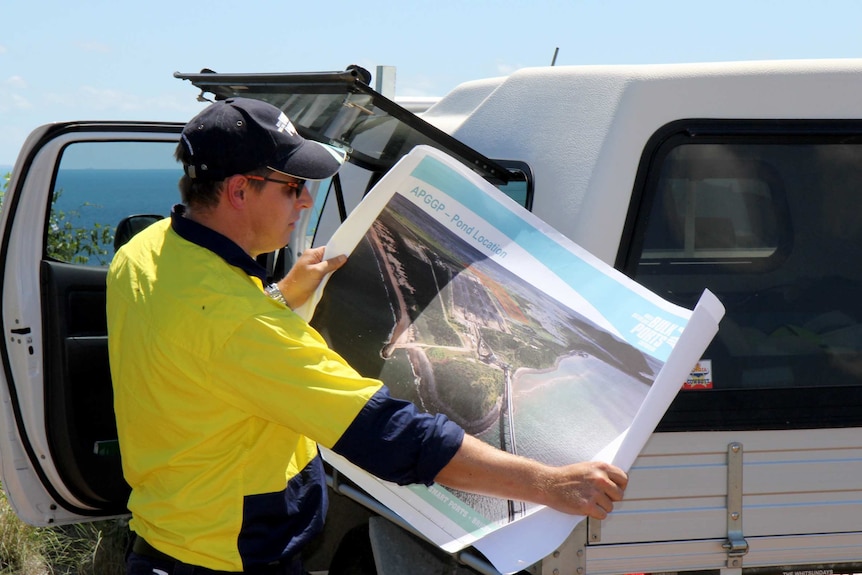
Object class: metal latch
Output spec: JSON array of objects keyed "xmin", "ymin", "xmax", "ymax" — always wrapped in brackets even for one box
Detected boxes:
[{"xmin": 722, "ymin": 442, "xmax": 749, "ymax": 568}]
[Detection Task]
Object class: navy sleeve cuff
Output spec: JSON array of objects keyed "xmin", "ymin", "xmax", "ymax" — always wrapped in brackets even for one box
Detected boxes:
[{"xmin": 332, "ymin": 386, "xmax": 465, "ymax": 486}]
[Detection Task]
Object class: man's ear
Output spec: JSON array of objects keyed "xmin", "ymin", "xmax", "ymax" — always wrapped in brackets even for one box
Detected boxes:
[{"xmin": 224, "ymin": 175, "xmax": 247, "ymax": 210}]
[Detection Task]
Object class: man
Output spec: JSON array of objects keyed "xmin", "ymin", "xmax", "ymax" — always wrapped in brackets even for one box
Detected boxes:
[{"xmin": 107, "ymin": 97, "xmax": 628, "ymax": 575}]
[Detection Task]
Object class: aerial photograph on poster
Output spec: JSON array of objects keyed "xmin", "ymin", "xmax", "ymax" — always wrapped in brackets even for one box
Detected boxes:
[
  {"xmin": 302, "ymin": 146, "xmax": 723, "ymax": 572},
  {"xmin": 311, "ymin": 192, "xmax": 661, "ymax": 523}
]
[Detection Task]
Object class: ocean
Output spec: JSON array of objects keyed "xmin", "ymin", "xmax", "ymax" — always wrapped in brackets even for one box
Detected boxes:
[{"xmin": 51, "ymin": 169, "xmax": 183, "ymax": 233}]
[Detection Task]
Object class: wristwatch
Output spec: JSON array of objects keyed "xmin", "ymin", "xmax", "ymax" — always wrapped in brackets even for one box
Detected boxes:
[{"xmin": 265, "ymin": 283, "xmax": 288, "ymax": 306}]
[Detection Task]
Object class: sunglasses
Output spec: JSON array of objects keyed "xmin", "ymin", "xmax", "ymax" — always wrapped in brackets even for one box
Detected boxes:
[{"xmin": 245, "ymin": 174, "xmax": 306, "ymax": 193}]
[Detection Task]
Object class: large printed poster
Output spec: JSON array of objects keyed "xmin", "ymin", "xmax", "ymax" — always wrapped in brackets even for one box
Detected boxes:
[{"xmin": 297, "ymin": 146, "xmax": 724, "ymax": 574}]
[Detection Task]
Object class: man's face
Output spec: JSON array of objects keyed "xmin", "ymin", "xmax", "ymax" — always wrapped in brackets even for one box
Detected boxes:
[{"xmin": 244, "ymin": 172, "xmax": 313, "ymax": 255}]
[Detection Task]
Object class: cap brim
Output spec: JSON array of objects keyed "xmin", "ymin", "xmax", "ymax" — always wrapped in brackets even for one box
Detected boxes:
[{"xmin": 270, "ymin": 141, "xmax": 345, "ymax": 181}]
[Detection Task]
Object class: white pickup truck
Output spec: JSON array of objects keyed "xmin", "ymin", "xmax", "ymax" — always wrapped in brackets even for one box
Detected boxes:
[{"xmin": 4, "ymin": 58, "xmax": 862, "ymax": 575}]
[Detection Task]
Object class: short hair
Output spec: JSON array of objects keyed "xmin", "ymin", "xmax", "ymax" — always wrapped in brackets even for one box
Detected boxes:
[{"xmin": 174, "ymin": 143, "xmax": 266, "ymax": 209}]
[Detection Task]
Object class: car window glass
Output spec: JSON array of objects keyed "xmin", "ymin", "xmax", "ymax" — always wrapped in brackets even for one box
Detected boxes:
[
  {"xmin": 633, "ymin": 140, "xmax": 862, "ymax": 394},
  {"xmin": 49, "ymin": 141, "xmax": 181, "ymax": 266},
  {"xmin": 494, "ymin": 162, "xmax": 532, "ymax": 210},
  {"xmin": 497, "ymin": 172, "xmax": 529, "ymax": 208}
]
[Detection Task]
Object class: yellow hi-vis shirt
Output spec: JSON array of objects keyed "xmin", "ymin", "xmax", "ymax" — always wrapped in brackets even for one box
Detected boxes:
[{"xmin": 107, "ymin": 208, "xmax": 463, "ymax": 571}]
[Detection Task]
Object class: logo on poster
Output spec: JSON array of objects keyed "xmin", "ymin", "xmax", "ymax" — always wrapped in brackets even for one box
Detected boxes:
[{"xmin": 630, "ymin": 312, "xmax": 681, "ymax": 352}]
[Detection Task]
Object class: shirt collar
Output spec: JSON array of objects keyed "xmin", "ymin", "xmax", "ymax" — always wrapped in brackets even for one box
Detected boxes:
[{"xmin": 170, "ymin": 204, "xmax": 269, "ymax": 284}]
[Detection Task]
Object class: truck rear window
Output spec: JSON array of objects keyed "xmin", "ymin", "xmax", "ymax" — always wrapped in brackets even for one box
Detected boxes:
[
  {"xmin": 623, "ymin": 121, "xmax": 862, "ymax": 430},
  {"xmin": 640, "ymin": 145, "xmax": 782, "ymax": 263}
]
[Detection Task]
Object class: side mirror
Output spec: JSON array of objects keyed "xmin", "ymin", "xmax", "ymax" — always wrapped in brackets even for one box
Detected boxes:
[{"xmin": 114, "ymin": 214, "xmax": 164, "ymax": 252}]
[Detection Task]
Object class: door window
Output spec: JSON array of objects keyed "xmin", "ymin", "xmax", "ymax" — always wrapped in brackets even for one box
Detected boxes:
[{"xmin": 49, "ymin": 141, "xmax": 181, "ymax": 265}]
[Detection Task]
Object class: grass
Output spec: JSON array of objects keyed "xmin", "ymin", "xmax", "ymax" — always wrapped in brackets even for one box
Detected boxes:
[{"xmin": 0, "ymin": 486, "xmax": 129, "ymax": 575}]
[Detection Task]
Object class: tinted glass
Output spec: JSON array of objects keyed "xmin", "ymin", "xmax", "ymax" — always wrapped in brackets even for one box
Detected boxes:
[
  {"xmin": 625, "ymin": 126, "xmax": 862, "ymax": 430},
  {"xmin": 494, "ymin": 163, "xmax": 532, "ymax": 209}
]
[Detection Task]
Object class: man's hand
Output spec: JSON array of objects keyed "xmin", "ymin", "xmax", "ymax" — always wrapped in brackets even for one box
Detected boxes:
[
  {"xmin": 434, "ymin": 435, "xmax": 628, "ymax": 520},
  {"xmin": 276, "ymin": 247, "xmax": 347, "ymax": 310},
  {"xmin": 541, "ymin": 461, "xmax": 628, "ymax": 519}
]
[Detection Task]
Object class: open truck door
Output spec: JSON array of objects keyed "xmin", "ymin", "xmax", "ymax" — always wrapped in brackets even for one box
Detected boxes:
[{"xmin": 0, "ymin": 121, "xmax": 184, "ymax": 525}]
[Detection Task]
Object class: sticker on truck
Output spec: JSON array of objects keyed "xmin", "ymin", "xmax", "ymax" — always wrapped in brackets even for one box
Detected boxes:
[{"xmin": 683, "ymin": 359, "xmax": 713, "ymax": 389}]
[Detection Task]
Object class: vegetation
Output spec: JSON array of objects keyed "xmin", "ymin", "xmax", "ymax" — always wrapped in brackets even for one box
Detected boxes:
[
  {"xmin": 480, "ymin": 325, "xmax": 563, "ymax": 370},
  {"xmin": 415, "ymin": 306, "xmax": 461, "ymax": 346},
  {"xmin": 0, "ymin": 173, "xmax": 129, "ymax": 573},
  {"xmin": 433, "ymin": 355, "xmax": 502, "ymax": 423},
  {"xmin": 0, "ymin": 486, "xmax": 128, "ymax": 575},
  {"xmin": 0, "ymin": 172, "xmax": 114, "ymax": 266},
  {"xmin": 47, "ymin": 200, "xmax": 114, "ymax": 265}
]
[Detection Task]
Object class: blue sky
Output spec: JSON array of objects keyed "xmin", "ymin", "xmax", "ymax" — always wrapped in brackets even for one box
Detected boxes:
[{"xmin": 3, "ymin": 0, "xmax": 862, "ymax": 167}]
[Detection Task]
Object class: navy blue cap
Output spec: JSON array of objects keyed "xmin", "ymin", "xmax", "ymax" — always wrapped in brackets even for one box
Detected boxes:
[{"xmin": 179, "ymin": 97, "xmax": 344, "ymax": 181}]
